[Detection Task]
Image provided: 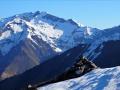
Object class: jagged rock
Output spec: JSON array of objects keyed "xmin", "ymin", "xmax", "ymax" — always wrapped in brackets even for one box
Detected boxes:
[{"xmin": 50, "ymin": 57, "xmax": 97, "ymax": 83}]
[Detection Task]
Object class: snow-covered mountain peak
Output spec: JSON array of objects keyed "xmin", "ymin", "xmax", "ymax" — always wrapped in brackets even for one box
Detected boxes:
[
  {"xmin": 71, "ymin": 19, "xmax": 85, "ymax": 27},
  {"xmin": 0, "ymin": 11, "xmax": 101, "ymax": 56}
]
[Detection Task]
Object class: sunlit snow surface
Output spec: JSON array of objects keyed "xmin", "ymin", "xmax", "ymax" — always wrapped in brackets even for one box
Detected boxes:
[
  {"xmin": 38, "ymin": 66, "xmax": 120, "ymax": 90},
  {"xmin": 0, "ymin": 11, "xmax": 99, "ymax": 56}
]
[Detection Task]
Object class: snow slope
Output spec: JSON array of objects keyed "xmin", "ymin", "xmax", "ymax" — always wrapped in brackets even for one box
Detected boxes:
[{"xmin": 38, "ymin": 66, "xmax": 120, "ymax": 90}]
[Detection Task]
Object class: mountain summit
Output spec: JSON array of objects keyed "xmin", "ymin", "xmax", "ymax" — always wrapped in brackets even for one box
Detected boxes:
[{"xmin": 0, "ymin": 11, "xmax": 99, "ymax": 56}]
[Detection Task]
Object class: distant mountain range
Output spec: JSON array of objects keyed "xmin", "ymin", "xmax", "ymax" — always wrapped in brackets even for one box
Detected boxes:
[{"xmin": 0, "ymin": 11, "xmax": 120, "ymax": 80}]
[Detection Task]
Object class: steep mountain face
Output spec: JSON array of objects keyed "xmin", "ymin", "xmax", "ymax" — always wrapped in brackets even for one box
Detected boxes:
[
  {"xmin": 0, "ymin": 38, "xmax": 57, "ymax": 79},
  {"xmin": 0, "ymin": 11, "xmax": 99, "ymax": 56},
  {"xmin": 0, "ymin": 11, "xmax": 120, "ymax": 80},
  {"xmin": 0, "ymin": 11, "xmax": 100, "ymax": 79}
]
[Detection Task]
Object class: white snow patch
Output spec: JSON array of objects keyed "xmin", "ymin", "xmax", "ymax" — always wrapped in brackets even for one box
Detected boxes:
[
  {"xmin": 85, "ymin": 27, "xmax": 92, "ymax": 36},
  {"xmin": 72, "ymin": 19, "xmax": 84, "ymax": 27},
  {"xmin": 10, "ymin": 24, "xmax": 23, "ymax": 33},
  {"xmin": 0, "ymin": 30, "xmax": 11, "ymax": 40},
  {"xmin": 54, "ymin": 48, "xmax": 62, "ymax": 52},
  {"xmin": 38, "ymin": 66, "xmax": 120, "ymax": 90}
]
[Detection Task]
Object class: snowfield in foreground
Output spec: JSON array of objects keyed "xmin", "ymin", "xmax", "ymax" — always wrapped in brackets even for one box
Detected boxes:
[{"xmin": 38, "ymin": 66, "xmax": 120, "ymax": 90}]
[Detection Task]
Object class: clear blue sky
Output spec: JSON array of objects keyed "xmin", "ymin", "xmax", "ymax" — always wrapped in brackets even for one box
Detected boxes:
[{"xmin": 0, "ymin": 0, "xmax": 120, "ymax": 29}]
